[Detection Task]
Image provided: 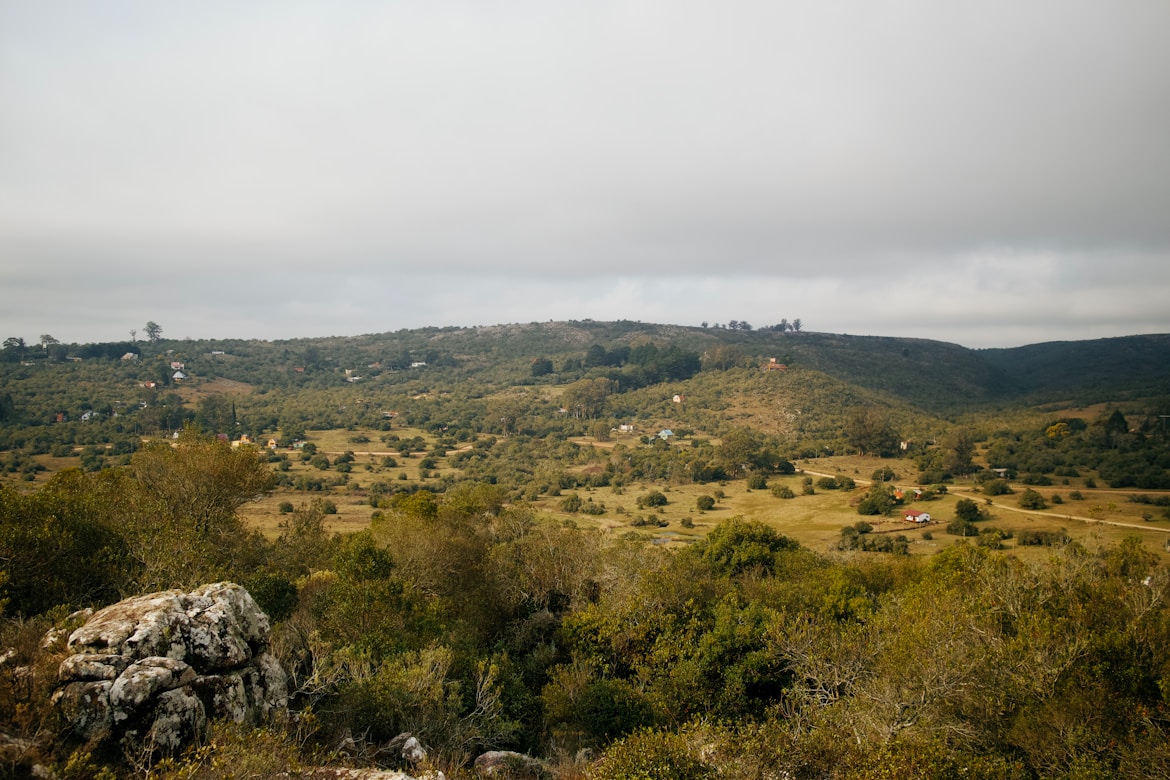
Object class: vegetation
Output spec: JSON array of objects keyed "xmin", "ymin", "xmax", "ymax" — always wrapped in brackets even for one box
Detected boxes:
[{"xmin": 3, "ymin": 321, "xmax": 1170, "ymax": 777}]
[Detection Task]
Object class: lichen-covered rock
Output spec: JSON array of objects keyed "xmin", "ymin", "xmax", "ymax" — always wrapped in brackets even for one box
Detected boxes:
[
  {"xmin": 51, "ymin": 680, "xmax": 114, "ymax": 740},
  {"xmin": 109, "ymin": 657, "xmax": 196, "ymax": 718},
  {"xmin": 54, "ymin": 582, "xmax": 287, "ymax": 755},
  {"xmin": 58, "ymin": 653, "xmax": 129, "ymax": 681},
  {"xmin": 473, "ymin": 750, "xmax": 549, "ymax": 779}
]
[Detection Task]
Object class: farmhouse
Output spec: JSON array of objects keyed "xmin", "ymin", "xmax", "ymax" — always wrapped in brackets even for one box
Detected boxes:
[{"xmin": 903, "ymin": 509, "xmax": 932, "ymax": 523}]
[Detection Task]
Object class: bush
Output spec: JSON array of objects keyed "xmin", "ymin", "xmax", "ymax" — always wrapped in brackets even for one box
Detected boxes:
[
  {"xmin": 560, "ymin": 493, "xmax": 583, "ymax": 513},
  {"xmin": 322, "ymin": 499, "xmax": 338, "ymax": 514},
  {"xmin": 954, "ymin": 498, "xmax": 982, "ymax": 523},
  {"xmin": 946, "ymin": 519, "xmax": 978, "ymax": 537},
  {"xmin": 771, "ymin": 484, "xmax": 795, "ymax": 499},
  {"xmin": 589, "ymin": 728, "xmax": 710, "ymax": 780},
  {"xmin": 984, "ymin": 479, "xmax": 1012, "ymax": 496},
  {"xmin": 815, "ymin": 477, "xmax": 839, "ymax": 490},
  {"xmin": 638, "ymin": 490, "xmax": 668, "ymax": 509},
  {"xmin": 746, "ymin": 474, "xmax": 768, "ymax": 490},
  {"xmin": 1018, "ymin": 529, "xmax": 1069, "ymax": 546},
  {"xmin": 278, "ymin": 501, "xmax": 294, "ymax": 514},
  {"xmin": 696, "ymin": 495, "xmax": 716, "ymax": 512},
  {"xmin": 1018, "ymin": 489, "xmax": 1047, "ymax": 510}
]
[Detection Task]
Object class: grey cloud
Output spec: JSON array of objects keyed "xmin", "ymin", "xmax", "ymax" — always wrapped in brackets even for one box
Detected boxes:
[{"xmin": 1, "ymin": 1, "xmax": 1168, "ymax": 347}]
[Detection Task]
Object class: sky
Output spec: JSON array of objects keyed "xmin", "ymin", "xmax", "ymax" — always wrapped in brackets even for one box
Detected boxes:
[{"xmin": 2, "ymin": 1, "xmax": 1169, "ymax": 350}]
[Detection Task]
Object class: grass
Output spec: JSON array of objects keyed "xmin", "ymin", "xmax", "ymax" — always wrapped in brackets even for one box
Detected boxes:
[{"xmin": 8, "ymin": 435, "xmax": 1170, "ymax": 561}]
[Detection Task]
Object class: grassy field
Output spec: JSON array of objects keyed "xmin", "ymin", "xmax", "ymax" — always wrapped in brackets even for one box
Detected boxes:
[{"xmin": 11, "ymin": 431, "xmax": 1170, "ymax": 561}]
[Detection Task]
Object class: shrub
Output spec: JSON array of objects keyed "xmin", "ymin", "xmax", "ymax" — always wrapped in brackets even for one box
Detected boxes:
[
  {"xmin": 589, "ymin": 728, "xmax": 710, "ymax": 780},
  {"xmin": 322, "ymin": 499, "xmax": 338, "ymax": 514},
  {"xmin": 946, "ymin": 519, "xmax": 978, "ymax": 537},
  {"xmin": 560, "ymin": 493, "xmax": 583, "ymax": 513},
  {"xmin": 815, "ymin": 476, "xmax": 839, "ymax": 490},
  {"xmin": 1018, "ymin": 489, "xmax": 1047, "ymax": 510},
  {"xmin": 984, "ymin": 479, "xmax": 1012, "ymax": 496},
  {"xmin": 1018, "ymin": 529, "xmax": 1069, "ymax": 546},
  {"xmin": 746, "ymin": 474, "xmax": 768, "ymax": 490},
  {"xmin": 637, "ymin": 490, "xmax": 668, "ymax": 509},
  {"xmin": 696, "ymin": 495, "xmax": 716, "ymax": 512},
  {"xmin": 278, "ymin": 501, "xmax": 294, "ymax": 514},
  {"xmin": 771, "ymin": 484, "xmax": 795, "ymax": 499},
  {"xmin": 954, "ymin": 498, "xmax": 982, "ymax": 523}
]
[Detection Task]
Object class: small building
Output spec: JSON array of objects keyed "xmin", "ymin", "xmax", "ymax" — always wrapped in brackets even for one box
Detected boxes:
[
  {"xmin": 267, "ymin": 439, "xmax": 278, "ymax": 449},
  {"xmin": 618, "ymin": 424, "xmax": 636, "ymax": 433},
  {"xmin": 411, "ymin": 361, "xmax": 427, "ymax": 368},
  {"xmin": 172, "ymin": 371, "xmax": 187, "ymax": 381},
  {"xmin": 672, "ymin": 394, "xmax": 685, "ymax": 403},
  {"xmin": 903, "ymin": 510, "xmax": 932, "ymax": 523},
  {"xmin": 121, "ymin": 352, "xmax": 138, "ymax": 361},
  {"xmin": 762, "ymin": 358, "xmax": 788, "ymax": 371},
  {"xmin": 170, "ymin": 361, "xmax": 185, "ymax": 370},
  {"xmin": 658, "ymin": 429, "xmax": 675, "ymax": 440}
]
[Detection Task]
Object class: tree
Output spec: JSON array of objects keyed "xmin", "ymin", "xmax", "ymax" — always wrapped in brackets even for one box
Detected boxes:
[
  {"xmin": 563, "ymin": 378, "xmax": 613, "ymax": 419},
  {"xmin": 858, "ymin": 484, "xmax": 898, "ymax": 516},
  {"xmin": 718, "ymin": 427, "xmax": 764, "ymax": 477},
  {"xmin": 196, "ymin": 394, "xmax": 236, "ymax": 434},
  {"xmin": 1018, "ymin": 488, "xmax": 1047, "ymax": 510},
  {"xmin": 144, "ymin": 321, "xmax": 163, "ymax": 341},
  {"xmin": 954, "ymin": 497, "xmax": 983, "ymax": 523},
  {"xmin": 38, "ymin": 334, "xmax": 59, "ymax": 350},
  {"xmin": 530, "ymin": 357, "xmax": 554, "ymax": 377},
  {"xmin": 125, "ymin": 430, "xmax": 272, "ymax": 589},
  {"xmin": 944, "ymin": 430, "xmax": 977, "ymax": 475},
  {"xmin": 2, "ymin": 337, "xmax": 26, "ymax": 362},
  {"xmin": 693, "ymin": 516, "xmax": 799, "ymax": 576},
  {"xmin": 844, "ymin": 407, "xmax": 900, "ymax": 457},
  {"xmin": 792, "ymin": 318, "xmax": 802, "ymax": 332}
]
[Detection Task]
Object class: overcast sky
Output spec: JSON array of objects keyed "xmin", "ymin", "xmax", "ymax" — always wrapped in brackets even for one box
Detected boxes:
[{"xmin": 2, "ymin": 1, "xmax": 1168, "ymax": 349}]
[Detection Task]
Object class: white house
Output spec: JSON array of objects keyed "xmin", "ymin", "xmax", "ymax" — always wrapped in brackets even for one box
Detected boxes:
[{"xmin": 903, "ymin": 510, "xmax": 931, "ymax": 523}]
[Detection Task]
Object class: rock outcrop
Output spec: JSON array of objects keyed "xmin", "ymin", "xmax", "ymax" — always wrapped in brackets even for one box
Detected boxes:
[{"xmin": 53, "ymin": 582, "xmax": 288, "ymax": 754}]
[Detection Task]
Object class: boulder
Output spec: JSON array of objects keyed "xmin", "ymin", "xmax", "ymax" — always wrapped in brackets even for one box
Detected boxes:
[
  {"xmin": 473, "ymin": 750, "xmax": 549, "ymax": 779},
  {"xmin": 53, "ymin": 582, "xmax": 287, "ymax": 755}
]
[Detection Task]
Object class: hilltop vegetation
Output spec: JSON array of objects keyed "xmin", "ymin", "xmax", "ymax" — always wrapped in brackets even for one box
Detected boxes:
[{"xmin": 3, "ymin": 321, "xmax": 1170, "ymax": 778}]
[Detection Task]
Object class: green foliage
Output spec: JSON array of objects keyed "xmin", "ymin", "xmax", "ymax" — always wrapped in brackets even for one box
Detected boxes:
[
  {"xmin": 984, "ymin": 479, "xmax": 1013, "ymax": 496},
  {"xmin": 857, "ymin": 484, "xmax": 898, "ymax": 516},
  {"xmin": 1018, "ymin": 488, "xmax": 1047, "ymax": 510},
  {"xmin": 771, "ymin": 484, "xmax": 795, "ymax": 499},
  {"xmin": 696, "ymin": 495, "xmax": 715, "ymax": 512},
  {"xmin": 692, "ymin": 517, "xmax": 799, "ymax": 577},
  {"xmin": 637, "ymin": 490, "xmax": 668, "ymax": 509},
  {"xmin": 955, "ymin": 497, "xmax": 983, "ymax": 523},
  {"xmin": 589, "ymin": 729, "xmax": 710, "ymax": 780}
]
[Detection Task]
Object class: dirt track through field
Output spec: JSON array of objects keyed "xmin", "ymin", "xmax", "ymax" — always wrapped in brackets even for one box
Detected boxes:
[{"xmin": 797, "ymin": 468, "xmax": 1170, "ymax": 535}]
